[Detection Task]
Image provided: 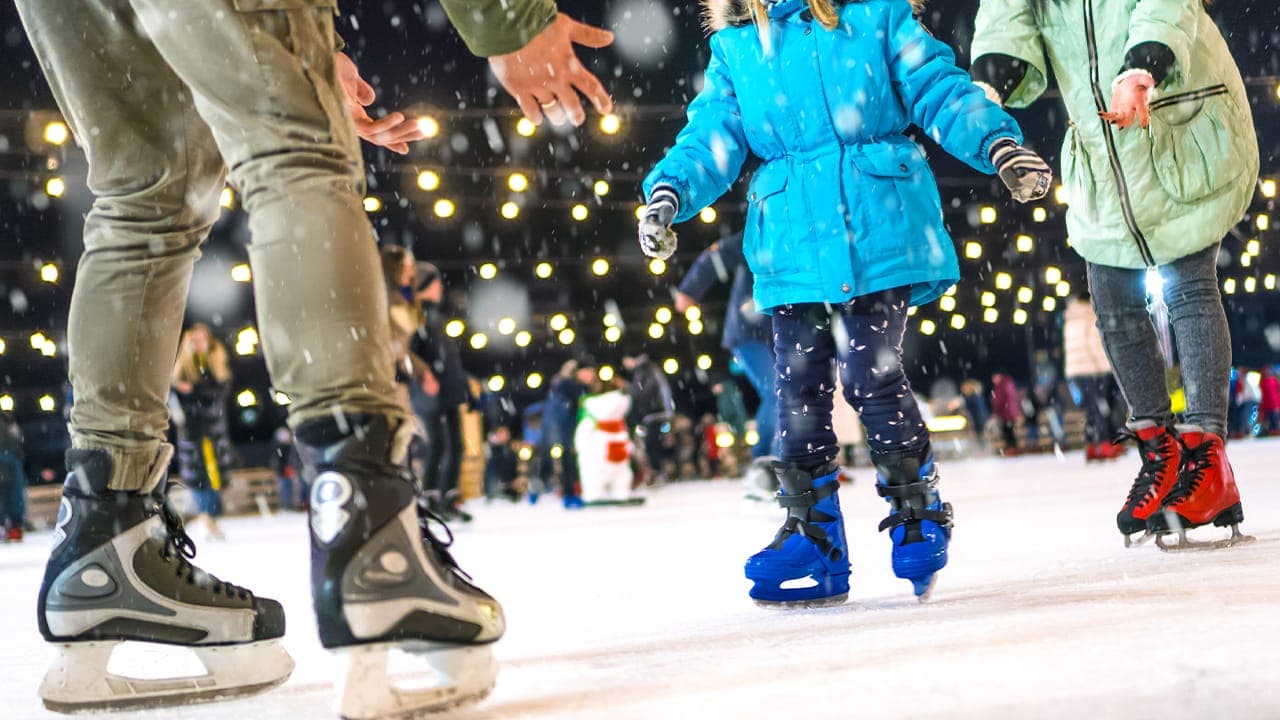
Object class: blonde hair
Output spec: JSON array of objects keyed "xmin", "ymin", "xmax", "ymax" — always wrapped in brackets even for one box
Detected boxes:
[{"xmin": 174, "ymin": 323, "xmax": 231, "ymax": 386}]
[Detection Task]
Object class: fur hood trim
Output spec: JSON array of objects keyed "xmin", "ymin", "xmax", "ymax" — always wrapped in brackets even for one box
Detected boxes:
[{"xmin": 702, "ymin": 0, "xmax": 925, "ymax": 33}]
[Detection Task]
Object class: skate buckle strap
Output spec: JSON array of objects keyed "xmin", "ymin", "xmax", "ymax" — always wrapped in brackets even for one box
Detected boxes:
[
  {"xmin": 877, "ymin": 505, "xmax": 953, "ymax": 533},
  {"xmin": 773, "ymin": 516, "xmax": 839, "ymax": 560},
  {"xmin": 774, "ymin": 482, "xmax": 837, "ymax": 509},
  {"xmin": 875, "ymin": 480, "xmax": 931, "ymax": 500}
]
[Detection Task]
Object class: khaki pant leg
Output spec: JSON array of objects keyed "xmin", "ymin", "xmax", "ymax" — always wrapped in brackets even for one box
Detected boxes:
[
  {"xmin": 16, "ymin": 0, "xmax": 227, "ymax": 489},
  {"xmin": 128, "ymin": 0, "xmax": 403, "ymax": 428}
]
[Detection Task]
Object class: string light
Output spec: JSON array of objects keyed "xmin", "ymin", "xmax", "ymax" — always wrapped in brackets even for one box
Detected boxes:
[
  {"xmin": 1042, "ymin": 296, "xmax": 1057, "ymax": 312},
  {"xmin": 1044, "ymin": 266, "xmax": 1062, "ymax": 284},
  {"xmin": 230, "ymin": 263, "xmax": 252, "ymax": 283},
  {"xmin": 1266, "ymin": 274, "xmax": 1277, "ymax": 291},
  {"xmin": 43, "ymin": 121, "xmax": 69, "ymax": 145},
  {"xmin": 1032, "ymin": 207, "xmax": 1048, "ymax": 223},
  {"xmin": 274, "ymin": 391, "xmax": 292, "ymax": 406},
  {"xmin": 497, "ymin": 317, "xmax": 517, "ymax": 335},
  {"xmin": 500, "ymin": 202, "xmax": 520, "ymax": 219},
  {"xmin": 488, "ymin": 375, "xmax": 506, "ymax": 392},
  {"xmin": 1056, "ymin": 281, "xmax": 1071, "ymax": 297},
  {"xmin": 479, "ymin": 262, "xmax": 498, "ymax": 280},
  {"xmin": 700, "ymin": 207, "xmax": 718, "ymax": 224},
  {"xmin": 39, "ymin": 394, "xmax": 57, "ymax": 412},
  {"xmin": 662, "ymin": 358, "xmax": 679, "ymax": 375},
  {"xmin": 1054, "ymin": 184, "xmax": 1069, "ymax": 205},
  {"xmin": 1257, "ymin": 214, "xmax": 1270, "ymax": 231},
  {"xmin": 416, "ymin": 116, "xmax": 440, "ymax": 138},
  {"xmin": 939, "ymin": 295, "xmax": 956, "ymax": 312},
  {"xmin": 1244, "ymin": 276, "xmax": 1257, "ymax": 293},
  {"xmin": 220, "ymin": 187, "xmax": 235, "ymax": 209},
  {"xmin": 45, "ymin": 177, "xmax": 65, "ymax": 198},
  {"xmin": 685, "ymin": 306, "xmax": 702, "ymax": 322},
  {"xmin": 1246, "ymin": 239, "xmax": 1261, "ymax": 256},
  {"xmin": 470, "ymin": 333, "xmax": 489, "ymax": 349},
  {"xmin": 696, "ymin": 354, "xmax": 713, "ymax": 371},
  {"xmin": 994, "ymin": 272, "xmax": 1013, "ymax": 290},
  {"xmin": 40, "ymin": 263, "xmax": 59, "ymax": 284},
  {"xmin": 1224, "ymin": 278, "xmax": 1237, "ymax": 294},
  {"xmin": 655, "ymin": 307, "xmax": 673, "ymax": 324},
  {"xmin": 515, "ymin": 330, "xmax": 532, "ymax": 348},
  {"xmin": 445, "ymin": 319, "xmax": 466, "ymax": 338},
  {"xmin": 417, "ymin": 170, "xmax": 441, "ymax": 191},
  {"xmin": 507, "ymin": 172, "xmax": 529, "ymax": 192},
  {"xmin": 964, "ymin": 241, "xmax": 983, "ymax": 259},
  {"xmin": 433, "ymin": 198, "xmax": 456, "ymax": 218},
  {"xmin": 1017, "ymin": 286, "xmax": 1034, "ymax": 304},
  {"xmin": 535, "ymin": 262, "xmax": 553, "ymax": 279},
  {"xmin": 980, "ymin": 291, "xmax": 995, "ymax": 307},
  {"xmin": 236, "ymin": 389, "xmax": 257, "ymax": 408},
  {"xmin": 978, "ymin": 206, "xmax": 997, "ymax": 224},
  {"xmin": 1262, "ymin": 179, "xmax": 1277, "ymax": 199},
  {"xmin": 558, "ymin": 328, "xmax": 575, "ymax": 345},
  {"xmin": 599, "ymin": 113, "xmax": 621, "ymax": 135},
  {"xmin": 1016, "ymin": 234, "xmax": 1034, "ymax": 253},
  {"xmin": 950, "ymin": 314, "xmax": 967, "ymax": 330},
  {"xmin": 599, "ymin": 365, "xmax": 615, "ymax": 382},
  {"xmin": 648, "ymin": 323, "xmax": 664, "ymax": 339},
  {"xmin": 983, "ymin": 307, "xmax": 999, "ymax": 323},
  {"xmin": 1013, "ymin": 308, "xmax": 1029, "ymax": 325},
  {"xmin": 920, "ymin": 319, "xmax": 937, "ymax": 335},
  {"xmin": 0, "ymin": 395, "xmax": 13, "ymax": 412},
  {"xmin": 604, "ymin": 326, "xmax": 622, "ymax": 343},
  {"xmin": 603, "ymin": 313, "xmax": 618, "ymax": 327},
  {"xmin": 591, "ymin": 258, "xmax": 610, "ymax": 276},
  {"xmin": 549, "ymin": 313, "xmax": 569, "ymax": 331},
  {"xmin": 527, "ymin": 373, "xmax": 544, "ymax": 389},
  {"xmin": 362, "ymin": 196, "xmax": 382, "ymax": 213},
  {"xmin": 688, "ymin": 320, "xmax": 704, "ymax": 335},
  {"xmin": 648, "ymin": 258, "xmax": 667, "ymax": 275},
  {"xmin": 516, "ymin": 118, "xmax": 536, "ymax": 137},
  {"xmin": 571, "ymin": 204, "xmax": 590, "ymax": 222},
  {"xmin": 593, "ymin": 180, "xmax": 610, "ymax": 196}
]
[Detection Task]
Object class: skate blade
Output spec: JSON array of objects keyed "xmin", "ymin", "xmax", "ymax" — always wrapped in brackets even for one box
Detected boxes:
[
  {"xmin": 40, "ymin": 639, "xmax": 293, "ymax": 714},
  {"xmin": 1155, "ymin": 524, "xmax": 1257, "ymax": 553},
  {"xmin": 913, "ymin": 575, "xmax": 939, "ymax": 603},
  {"xmin": 1123, "ymin": 531, "xmax": 1154, "ymax": 548},
  {"xmin": 337, "ymin": 642, "xmax": 497, "ymax": 720},
  {"xmin": 752, "ymin": 593, "xmax": 848, "ymax": 610}
]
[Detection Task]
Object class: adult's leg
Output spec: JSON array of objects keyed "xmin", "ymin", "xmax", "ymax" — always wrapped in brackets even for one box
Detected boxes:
[
  {"xmin": 1087, "ymin": 262, "xmax": 1173, "ymax": 427},
  {"xmin": 129, "ymin": 0, "xmax": 402, "ymax": 428},
  {"xmin": 442, "ymin": 406, "xmax": 464, "ymax": 497},
  {"xmin": 1078, "ymin": 376, "xmax": 1107, "ymax": 445},
  {"xmin": 733, "ymin": 340, "xmax": 779, "ymax": 458},
  {"xmin": 1161, "ymin": 244, "xmax": 1231, "ymax": 438},
  {"xmin": 16, "ymin": 0, "xmax": 225, "ymax": 489}
]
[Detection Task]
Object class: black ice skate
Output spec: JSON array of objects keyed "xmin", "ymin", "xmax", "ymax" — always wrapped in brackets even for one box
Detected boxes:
[
  {"xmin": 298, "ymin": 415, "xmax": 505, "ymax": 720},
  {"xmin": 37, "ymin": 447, "xmax": 292, "ymax": 713}
]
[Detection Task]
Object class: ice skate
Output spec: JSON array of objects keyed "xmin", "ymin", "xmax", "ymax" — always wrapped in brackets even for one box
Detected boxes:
[
  {"xmin": 298, "ymin": 415, "xmax": 504, "ymax": 719},
  {"xmin": 873, "ymin": 445, "xmax": 953, "ymax": 601},
  {"xmin": 742, "ymin": 455, "xmax": 780, "ymax": 502},
  {"xmin": 1113, "ymin": 421, "xmax": 1181, "ymax": 547},
  {"xmin": 38, "ymin": 447, "xmax": 292, "ymax": 713},
  {"xmin": 1147, "ymin": 427, "xmax": 1255, "ymax": 552},
  {"xmin": 744, "ymin": 463, "xmax": 850, "ymax": 608}
]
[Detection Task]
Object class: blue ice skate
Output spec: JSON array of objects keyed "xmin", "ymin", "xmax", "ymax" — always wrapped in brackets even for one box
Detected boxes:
[
  {"xmin": 873, "ymin": 446, "xmax": 954, "ymax": 601},
  {"xmin": 744, "ymin": 464, "xmax": 850, "ymax": 608}
]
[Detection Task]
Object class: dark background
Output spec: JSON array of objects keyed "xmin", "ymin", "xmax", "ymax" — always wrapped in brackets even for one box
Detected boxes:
[{"xmin": 1, "ymin": 0, "xmax": 1278, "ymax": 471}]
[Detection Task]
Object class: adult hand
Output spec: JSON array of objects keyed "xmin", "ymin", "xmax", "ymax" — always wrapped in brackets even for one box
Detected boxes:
[
  {"xmin": 488, "ymin": 14, "xmax": 614, "ymax": 127},
  {"xmin": 674, "ymin": 292, "xmax": 698, "ymax": 314},
  {"xmin": 1101, "ymin": 71, "xmax": 1155, "ymax": 129},
  {"xmin": 335, "ymin": 52, "xmax": 426, "ymax": 154}
]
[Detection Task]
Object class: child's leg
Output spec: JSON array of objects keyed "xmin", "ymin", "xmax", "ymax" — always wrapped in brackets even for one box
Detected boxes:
[
  {"xmin": 772, "ymin": 304, "xmax": 838, "ymax": 470},
  {"xmin": 1087, "ymin": 263, "xmax": 1173, "ymax": 427},
  {"xmin": 1161, "ymin": 244, "xmax": 1230, "ymax": 438},
  {"xmin": 835, "ymin": 288, "xmax": 950, "ymax": 598},
  {"xmin": 832, "ymin": 289, "xmax": 926, "ymax": 454}
]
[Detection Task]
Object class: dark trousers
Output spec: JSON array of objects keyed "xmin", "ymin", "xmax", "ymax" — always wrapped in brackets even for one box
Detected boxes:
[
  {"xmin": 539, "ymin": 442, "xmax": 579, "ymax": 497},
  {"xmin": 423, "ymin": 405, "xmax": 463, "ymax": 497},
  {"xmin": 772, "ymin": 288, "xmax": 928, "ymax": 470},
  {"xmin": 1075, "ymin": 374, "xmax": 1118, "ymax": 445}
]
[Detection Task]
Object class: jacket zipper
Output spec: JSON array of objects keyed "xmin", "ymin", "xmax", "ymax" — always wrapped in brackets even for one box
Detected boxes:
[
  {"xmin": 1149, "ymin": 84, "xmax": 1228, "ymax": 112},
  {"xmin": 1083, "ymin": 0, "xmax": 1157, "ymax": 267}
]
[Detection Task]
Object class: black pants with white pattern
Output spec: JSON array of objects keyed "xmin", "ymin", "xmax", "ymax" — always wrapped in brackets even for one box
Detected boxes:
[{"xmin": 772, "ymin": 288, "xmax": 928, "ymax": 471}]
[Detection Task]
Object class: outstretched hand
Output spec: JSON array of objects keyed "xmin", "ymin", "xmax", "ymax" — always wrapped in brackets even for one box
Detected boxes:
[
  {"xmin": 489, "ymin": 14, "xmax": 614, "ymax": 127},
  {"xmin": 335, "ymin": 52, "xmax": 427, "ymax": 154},
  {"xmin": 1101, "ymin": 72, "xmax": 1155, "ymax": 129}
]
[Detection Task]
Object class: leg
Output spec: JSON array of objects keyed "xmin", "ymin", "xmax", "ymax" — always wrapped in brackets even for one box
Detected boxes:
[
  {"xmin": 1160, "ymin": 244, "xmax": 1231, "ymax": 438},
  {"xmin": 1087, "ymin": 262, "xmax": 1173, "ymax": 427},
  {"xmin": 835, "ymin": 289, "xmax": 949, "ymax": 599},
  {"xmin": 733, "ymin": 341, "xmax": 779, "ymax": 459},
  {"xmin": 743, "ymin": 304, "xmax": 849, "ymax": 607}
]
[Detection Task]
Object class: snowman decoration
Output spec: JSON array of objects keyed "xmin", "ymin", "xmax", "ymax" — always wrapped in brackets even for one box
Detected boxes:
[{"xmin": 575, "ymin": 389, "xmax": 644, "ymax": 505}]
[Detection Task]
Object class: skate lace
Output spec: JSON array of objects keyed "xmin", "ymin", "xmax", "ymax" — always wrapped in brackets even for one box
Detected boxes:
[
  {"xmin": 1162, "ymin": 439, "xmax": 1212, "ymax": 507},
  {"xmin": 153, "ymin": 499, "xmax": 252, "ymax": 600},
  {"xmin": 416, "ymin": 499, "xmax": 472, "ymax": 581},
  {"xmin": 1115, "ymin": 428, "xmax": 1172, "ymax": 508}
]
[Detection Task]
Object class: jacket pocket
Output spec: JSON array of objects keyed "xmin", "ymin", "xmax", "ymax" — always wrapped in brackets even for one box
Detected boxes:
[
  {"xmin": 850, "ymin": 143, "xmax": 944, "ymax": 260},
  {"xmin": 744, "ymin": 169, "xmax": 799, "ymax": 277},
  {"xmin": 1061, "ymin": 124, "xmax": 1098, "ymax": 223},
  {"xmin": 1147, "ymin": 85, "xmax": 1248, "ymax": 204}
]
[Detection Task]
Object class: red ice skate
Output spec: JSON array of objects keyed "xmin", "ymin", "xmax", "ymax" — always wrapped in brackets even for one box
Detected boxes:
[
  {"xmin": 1146, "ymin": 427, "xmax": 1254, "ymax": 552},
  {"xmin": 1114, "ymin": 421, "xmax": 1180, "ymax": 547},
  {"xmin": 5, "ymin": 525, "xmax": 21, "ymax": 542}
]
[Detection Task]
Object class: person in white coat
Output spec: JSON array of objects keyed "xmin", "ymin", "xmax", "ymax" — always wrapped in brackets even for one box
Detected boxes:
[{"xmin": 1064, "ymin": 293, "xmax": 1125, "ymax": 461}]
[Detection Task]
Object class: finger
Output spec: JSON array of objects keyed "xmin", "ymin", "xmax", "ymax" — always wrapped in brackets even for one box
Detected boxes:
[
  {"xmin": 570, "ymin": 66, "xmax": 613, "ymax": 116},
  {"xmin": 1137, "ymin": 103, "xmax": 1150, "ymax": 129},
  {"xmin": 359, "ymin": 112, "xmax": 407, "ymax": 136},
  {"xmin": 387, "ymin": 142, "xmax": 409, "ymax": 155},
  {"xmin": 551, "ymin": 83, "xmax": 586, "ymax": 126},
  {"xmin": 355, "ymin": 76, "xmax": 376, "ymax": 106},
  {"xmin": 539, "ymin": 88, "xmax": 571, "ymax": 126},
  {"xmin": 513, "ymin": 91, "xmax": 544, "ymax": 125},
  {"xmin": 567, "ymin": 17, "xmax": 615, "ymax": 49}
]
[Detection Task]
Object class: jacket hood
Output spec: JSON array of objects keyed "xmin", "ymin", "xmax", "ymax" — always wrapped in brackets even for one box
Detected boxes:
[{"xmin": 702, "ymin": 0, "xmax": 923, "ymax": 32}]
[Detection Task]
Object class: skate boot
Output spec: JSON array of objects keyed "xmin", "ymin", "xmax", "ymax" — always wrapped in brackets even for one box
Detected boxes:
[
  {"xmin": 873, "ymin": 445, "xmax": 953, "ymax": 602},
  {"xmin": 744, "ymin": 463, "xmax": 850, "ymax": 608},
  {"xmin": 297, "ymin": 415, "xmax": 504, "ymax": 719},
  {"xmin": 38, "ymin": 447, "xmax": 292, "ymax": 712},
  {"xmin": 1113, "ymin": 421, "xmax": 1181, "ymax": 546},
  {"xmin": 742, "ymin": 455, "xmax": 780, "ymax": 502},
  {"xmin": 1147, "ymin": 427, "xmax": 1255, "ymax": 552}
]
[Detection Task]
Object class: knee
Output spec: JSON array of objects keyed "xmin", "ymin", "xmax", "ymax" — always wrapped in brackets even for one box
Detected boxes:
[
  {"xmin": 1164, "ymin": 276, "xmax": 1222, "ymax": 314},
  {"xmin": 88, "ymin": 170, "xmax": 224, "ymax": 253}
]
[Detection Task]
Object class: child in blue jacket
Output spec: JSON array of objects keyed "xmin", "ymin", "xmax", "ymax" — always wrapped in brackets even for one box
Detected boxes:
[{"xmin": 639, "ymin": 0, "xmax": 1052, "ymax": 606}]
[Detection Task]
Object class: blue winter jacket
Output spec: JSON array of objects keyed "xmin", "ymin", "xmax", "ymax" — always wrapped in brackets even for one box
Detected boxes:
[
  {"xmin": 644, "ymin": 0, "xmax": 1025, "ymax": 311},
  {"xmin": 677, "ymin": 234, "xmax": 772, "ymax": 351}
]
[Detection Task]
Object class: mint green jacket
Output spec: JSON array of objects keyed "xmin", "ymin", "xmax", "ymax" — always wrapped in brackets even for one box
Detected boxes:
[{"xmin": 972, "ymin": 0, "xmax": 1257, "ymax": 269}]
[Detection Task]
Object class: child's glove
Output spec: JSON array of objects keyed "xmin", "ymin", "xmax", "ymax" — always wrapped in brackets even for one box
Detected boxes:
[
  {"xmin": 638, "ymin": 186, "xmax": 679, "ymax": 260},
  {"xmin": 990, "ymin": 138, "xmax": 1053, "ymax": 203},
  {"xmin": 1100, "ymin": 70, "xmax": 1155, "ymax": 129}
]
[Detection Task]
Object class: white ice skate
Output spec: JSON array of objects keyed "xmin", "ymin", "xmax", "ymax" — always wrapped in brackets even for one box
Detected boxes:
[
  {"xmin": 38, "ymin": 447, "xmax": 293, "ymax": 713},
  {"xmin": 337, "ymin": 642, "xmax": 498, "ymax": 719}
]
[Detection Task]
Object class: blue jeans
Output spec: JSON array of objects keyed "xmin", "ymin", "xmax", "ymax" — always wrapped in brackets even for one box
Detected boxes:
[
  {"xmin": 733, "ymin": 340, "xmax": 778, "ymax": 458},
  {"xmin": 772, "ymin": 288, "xmax": 927, "ymax": 469},
  {"xmin": 0, "ymin": 454, "xmax": 25, "ymax": 527},
  {"xmin": 192, "ymin": 487, "xmax": 224, "ymax": 517}
]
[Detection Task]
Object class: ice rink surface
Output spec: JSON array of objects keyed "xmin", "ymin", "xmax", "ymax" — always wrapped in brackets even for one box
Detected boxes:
[{"xmin": 2, "ymin": 440, "xmax": 1278, "ymax": 720}]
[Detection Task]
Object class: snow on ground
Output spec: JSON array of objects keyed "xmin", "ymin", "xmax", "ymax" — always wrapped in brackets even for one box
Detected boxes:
[{"xmin": 2, "ymin": 440, "xmax": 1279, "ymax": 720}]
